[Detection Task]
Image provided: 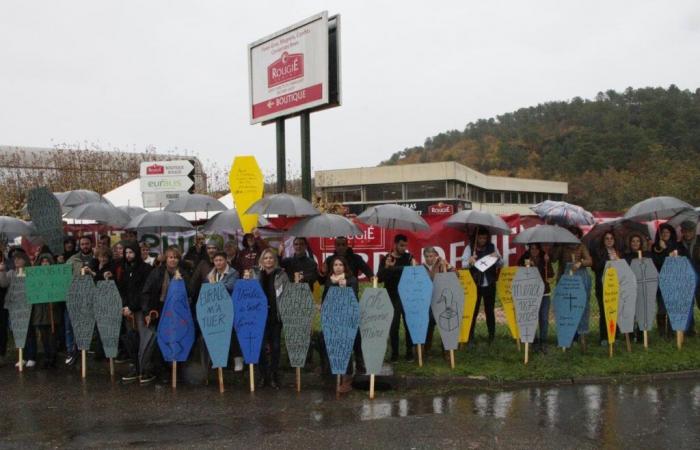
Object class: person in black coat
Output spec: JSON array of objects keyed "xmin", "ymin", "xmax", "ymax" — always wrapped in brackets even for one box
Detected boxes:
[
  {"xmin": 623, "ymin": 232, "xmax": 652, "ymax": 264},
  {"xmin": 322, "ymin": 236, "xmax": 374, "ymax": 281},
  {"xmin": 280, "ymin": 237, "xmax": 319, "ymax": 290},
  {"xmin": 377, "ymin": 234, "xmax": 416, "ymax": 362},
  {"xmin": 592, "ymin": 231, "xmax": 623, "ymax": 345},
  {"xmin": 651, "ymin": 223, "xmax": 685, "ymax": 337}
]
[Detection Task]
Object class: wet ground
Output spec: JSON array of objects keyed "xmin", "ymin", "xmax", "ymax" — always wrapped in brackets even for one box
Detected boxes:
[{"xmin": 1, "ymin": 362, "xmax": 699, "ymax": 449}]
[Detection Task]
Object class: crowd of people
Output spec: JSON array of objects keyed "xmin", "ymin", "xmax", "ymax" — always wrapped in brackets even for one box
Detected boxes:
[{"xmin": 0, "ymin": 219, "xmax": 698, "ymax": 392}]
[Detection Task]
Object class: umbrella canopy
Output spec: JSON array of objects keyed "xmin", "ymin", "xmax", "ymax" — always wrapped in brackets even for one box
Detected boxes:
[
  {"xmin": 202, "ymin": 209, "xmax": 270, "ymax": 235},
  {"xmin": 357, "ymin": 204, "xmax": 429, "ymax": 232},
  {"xmin": 117, "ymin": 205, "xmax": 148, "ymax": 219},
  {"xmin": 530, "ymin": 200, "xmax": 594, "ymax": 226},
  {"xmin": 245, "ymin": 193, "xmax": 319, "ymax": 217},
  {"xmin": 59, "ymin": 190, "xmax": 107, "ymax": 207},
  {"xmin": 513, "ymin": 225, "xmax": 581, "ymax": 245},
  {"xmin": 443, "ymin": 210, "xmax": 511, "ymax": 235},
  {"xmin": 0, "ymin": 217, "xmax": 36, "ymax": 239},
  {"xmin": 124, "ymin": 211, "xmax": 193, "ymax": 233},
  {"xmin": 623, "ymin": 196, "xmax": 693, "ymax": 221},
  {"xmin": 582, "ymin": 219, "xmax": 651, "ymax": 248},
  {"xmin": 63, "ymin": 202, "xmax": 132, "ymax": 227},
  {"xmin": 163, "ymin": 194, "xmax": 227, "ymax": 214},
  {"xmin": 287, "ymin": 213, "xmax": 362, "ymax": 238},
  {"xmin": 667, "ymin": 207, "xmax": 700, "ymax": 227}
]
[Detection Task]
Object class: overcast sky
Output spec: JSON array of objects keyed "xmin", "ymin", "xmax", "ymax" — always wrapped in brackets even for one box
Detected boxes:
[{"xmin": 1, "ymin": 1, "xmax": 698, "ymax": 183}]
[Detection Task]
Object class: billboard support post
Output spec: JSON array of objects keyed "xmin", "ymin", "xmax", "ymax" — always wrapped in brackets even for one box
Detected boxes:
[
  {"xmin": 301, "ymin": 112, "xmax": 311, "ymax": 201},
  {"xmin": 276, "ymin": 119, "xmax": 286, "ymax": 193}
]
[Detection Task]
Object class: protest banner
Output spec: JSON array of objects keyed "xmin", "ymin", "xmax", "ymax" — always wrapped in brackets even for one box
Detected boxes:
[
  {"xmin": 6, "ymin": 275, "xmax": 31, "ymax": 371},
  {"xmin": 232, "ymin": 279, "xmax": 268, "ymax": 392},
  {"xmin": 94, "ymin": 280, "xmax": 123, "ymax": 375},
  {"xmin": 602, "ymin": 267, "xmax": 619, "ymax": 357},
  {"xmin": 360, "ymin": 287, "xmax": 393, "ymax": 399},
  {"xmin": 229, "ymin": 156, "xmax": 263, "ymax": 233},
  {"xmin": 157, "ymin": 278, "xmax": 195, "ymax": 388},
  {"xmin": 553, "ymin": 274, "xmax": 587, "ymax": 349},
  {"xmin": 321, "ymin": 286, "xmax": 360, "ymax": 393},
  {"xmin": 66, "ymin": 275, "xmax": 96, "ymax": 378},
  {"xmin": 457, "ymin": 269, "xmax": 478, "ymax": 345},
  {"xmin": 496, "ymin": 266, "xmax": 520, "ymax": 345},
  {"xmin": 659, "ymin": 256, "xmax": 696, "ymax": 349},
  {"xmin": 278, "ymin": 282, "xmax": 315, "ymax": 391},
  {"xmin": 630, "ymin": 257, "xmax": 658, "ymax": 348},
  {"xmin": 431, "ymin": 272, "xmax": 464, "ymax": 367},
  {"xmin": 398, "ymin": 266, "xmax": 432, "ymax": 365},
  {"xmin": 606, "ymin": 260, "xmax": 637, "ymax": 351},
  {"xmin": 512, "ymin": 267, "xmax": 544, "ymax": 364},
  {"xmin": 196, "ymin": 283, "xmax": 235, "ymax": 393},
  {"xmin": 27, "ymin": 187, "xmax": 64, "ymax": 255},
  {"xmin": 25, "ymin": 264, "xmax": 73, "ymax": 304}
]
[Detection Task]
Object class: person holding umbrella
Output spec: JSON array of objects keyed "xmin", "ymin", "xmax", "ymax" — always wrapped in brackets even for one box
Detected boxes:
[
  {"xmin": 463, "ymin": 227, "xmax": 502, "ymax": 344},
  {"xmin": 322, "ymin": 236, "xmax": 374, "ymax": 281},
  {"xmin": 624, "ymin": 233, "xmax": 652, "ymax": 264},
  {"xmin": 651, "ymin": 223, "xmax": 682, "ymax": 338},
  {"xmin": 517, "ymin": 244, "xmax": 554, "ymax": 353},
  {"xmin": 423, "ymin": 247, "xmax": 452, "ymax": 358},
  {"xmin": 280, "ymin": 237, "xmax": 319, "ymax": 290},
  {"xmin": 592, "ymin": 232, "xmax": 622, "ymax": 346}
]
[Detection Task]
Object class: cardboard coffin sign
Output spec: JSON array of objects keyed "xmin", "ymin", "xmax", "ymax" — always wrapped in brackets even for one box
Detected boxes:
[
  {"xmin": 6, "ymin": 276, "xmax": 32, "ymax": 349},
  {"xmin": 196, "ymin": 283, "xmax": 235, "ymax": 368},
  {"xmin": 360, "ymin": 288, "xmax": 393, "ymax": 375},
  {"xmin": 496, "ymin": 266, "xmax": 520, "ymax": 340},
  {"xmin": 457, "ymin": 270, "xmax": 478, "ymax": 343},
  {"xmin": 278, "ymin": 283, "xmax": 315, "ymax": 368},
  {"xmin": 66, "ymin": 275, "xmax": 96, "ymax": 351},
  {"xmin": 27, "ymin": 187, "xmax": 64, "ymax": 256},
  {"xmin": 605, "ymin": 260, "xmax": 637, "ymax": 334},
  {"xmin": 94, "ymin": 280, "xmax": 123, "ymax": 359},
  {"xmin": 659, "ymin": 256, "xmax": 697, "ymax": 332},
  {"xmin": 630, "ymin": 258, "xmax": 658, "ymax": 331},
  {"xmin": 321, "ymin": 286, "xmax": 360, "ymax": 375},
  {"xmin": 430, "ymin": 272, "xmax": 464, "ymax": 351},
  {"xmin": 602, "ymin": 267, "xmax": 620, "ymax": 343},
  {"xmin": 553, "ymin": 274, "xmax": 587, "ymax": 348},
  {"xmin": 232, "ymin": 279, "xmax": 268, "ymax": 364},
  {"xmin": 157, "ymin": 279, "xmax": 195, "ymax": 362},
  {"xmin": 398, "ymin": 266, "xmax": 433, "ymax": 345},
  {"xmin": 25, "ymin": 264, "xmax": 73, "ymax": 304},
  {"xmin": 512, "ymin": 267, "xmax": 544, "ymax": 344}
]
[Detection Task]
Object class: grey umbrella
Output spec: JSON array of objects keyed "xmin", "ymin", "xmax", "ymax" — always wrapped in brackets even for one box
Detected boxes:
[
  {"xmin": 530, "ymin": 200, "xmax": 594, "ymax": 226},
  {"xmin": 667, "ymin": 207, "xmax": 700, "ymax": 227},
  {"xmin": 513, "ymin": 225, "xmax": 580, "ymax": 245},
  {"xmin": 582, "ymin": 218, "xmax": 651, "ymax": 248},
  {"xmin": 163, "ymin": 194, "xmax": 227, "ymax": 215},
  {"xmin": 60, "ymin": 190, "xmax": 107, "ymax": 207},
  {"xmin": 288, "ymin": 213, "xmax": 362, "ymax": 238},
  {"xmin": 357, "ymin": 204, "xmax": 429, "ymax": 232},
  {"xmin": 0, "ymin": 217, "xmax": 36, "ymax": 239},
  {"xmin": 244, "ymin": 193, "xmax": 319, "ymax": 217},
  {"xmin": 443, "ymin": 210, "xmax": 511, "ymax": 235},
  {"xmin": 63, "ymin": 202, "xmax": 132, "ymax": 227},
  {"xmin": 623, "ymin": 196, "xmax": 693, "ymax": 221},
  {"xmin": 202, "ymin": 209, "xmax": 270, "ymax": 235},
  {"xmin": 117, "ymin": 205, "xmax": 148, "ymax": 219},
  {"xmin": 124, "ymin": 211, "xmax": 193, "ymax": 233}
]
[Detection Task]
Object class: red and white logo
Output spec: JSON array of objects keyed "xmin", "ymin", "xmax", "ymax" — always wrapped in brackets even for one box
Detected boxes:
[
  {"xmin": 146, "ymin": 164, "xmax": 164, "ymax": 175},
  {"xmin": 267, "ymin": 52, "xmax": 304, "ymax": 88},
  {"xmin": 428, "ymin": 203, "xmax": 454, "ymax": 216}
]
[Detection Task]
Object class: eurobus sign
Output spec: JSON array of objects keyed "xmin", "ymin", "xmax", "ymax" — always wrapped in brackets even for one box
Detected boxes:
[{"xmin": 248, "ymin": 11, "xmax": 341, "ymax": 124}]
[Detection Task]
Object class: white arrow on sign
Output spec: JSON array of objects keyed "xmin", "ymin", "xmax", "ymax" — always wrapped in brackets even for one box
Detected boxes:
[
  {"xmin": 140, "ymin": 176, "xmax": 194, "ymax": 193},
  {"xmin": 139, "ymin": 160, "xmax": 195, "ymax": 177}
]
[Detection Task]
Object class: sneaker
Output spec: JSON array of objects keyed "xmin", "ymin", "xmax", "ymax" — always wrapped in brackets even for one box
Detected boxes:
[
  {"xmin": 139, "ymin": 374, "xmax": 156, "ymax": 385},
  {"xmin": 234, "ymin": 357, "xmax": 244, "ymax": 372},
  {"xmin": 25, "ymin": 360, "xmax": 36, "ymax": 368},
  {"xmin": 114, "ymin": 354, "xmax": 131, "ymax": 364},
  {"xmin": 121, "ymin": 368, "xmax": 139, "ymax": 383},
  {"xmin": 15, "ymin": 360, "xmax": 26, "ymax": 368},
  {"xmin": 65, "ymin": 352, "xmax": 77, "ymax": 366}
]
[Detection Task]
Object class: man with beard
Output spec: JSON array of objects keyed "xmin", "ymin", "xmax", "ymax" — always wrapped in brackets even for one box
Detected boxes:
[{"xmin": 64, "ymin": 236, "xmax": 97, "ymax": 365}]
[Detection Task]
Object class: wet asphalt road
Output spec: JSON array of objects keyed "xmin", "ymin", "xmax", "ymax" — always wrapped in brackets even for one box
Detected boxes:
[{"xmin": 1, "ymin": 363, "xmax": 699, "ymax": 449}]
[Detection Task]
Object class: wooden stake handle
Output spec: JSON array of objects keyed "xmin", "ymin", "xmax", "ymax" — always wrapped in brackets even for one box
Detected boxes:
[
  {"xmin": 625, "ymin": 333, "xmax": 632, "ymax": 353},
  {"xmin": 336, "ymin": 374, "xmax": 341, "ymax": 394},
  {"xmin": 524, "ymin": 343, "xmax": 529, "ymax": 365},
  {"xmin": 372, "ymin": 277, "xmax": 378, "ymax": 289},
  {"xmin": 296, "ymin": 367, "xmax": 301, "ymax": 392},
  {"xmin": 369, "ymin": 374, "xmax": 375, "ymax": 400},
  {"xmin": 81, "ymin": 350, "xmax": 87, "ymax": 379},
  {"xmin": 18, "ymin": 348, "xmax": 23, "ymax": 373},
  {"xmin": 643, "ymin": 330, "xmax": 648, "ymax": 350},
  {"xmin": 677, "ymin": 331, "xmax": 683, "ymax": 350},
  {"xmin": 249, "ymin": 364, "xmax": 255, "ymax": 392},
  {"xmin": 609, "ymin": 343, "xmax": 614, "ymax": 358},
  {"xmin": 172, "ymin": 361, "xmax": 177, "ymax": 389},
  {"xmin": 109, "ymin": 358, "xmax": 115, "ymax": 377},
  {"xmin": 49, "ymin": 304, "xmax": 55, "ymax": 334},
  {"xmin": 516, "ymin": 339, "xmax": 521, "ymax": 352},
  {"xmin": 417, "ymin": 344, "xmax": 423, "ymax": 367},
  {"xmin": 218, "ymin": 368, "xmax": 224, "ymax": 393},
  {"xmin": 449, "ymin": 350, "xmax": 455, "ymax": 369}
]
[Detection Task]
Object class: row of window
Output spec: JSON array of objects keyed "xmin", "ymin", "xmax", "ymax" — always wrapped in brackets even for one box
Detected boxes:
[{"xmin": 323, "ymin": 181, "xmax": 563, "ymax": 205}]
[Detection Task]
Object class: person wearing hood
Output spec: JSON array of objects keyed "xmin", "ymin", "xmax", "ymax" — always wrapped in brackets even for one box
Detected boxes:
[
  {"xmin": 280, "ymin": 237, "xmax": 319, "ymax": 290},
  {"xmin": 679, "ymin": 220, "xmax": 700, "ymax": 337},
  {"xmin": 0, "ymin": 249, "xmax": 36, "ymax": 368},
  {"xmin": 117, "ymin": 241, "xmax": 152, "ymax": 382},
  {"xmin": 58, "ymin": 236, "xmax": 77, "ymax": 263},
  {"xmin": 651, "ymin": 222, "xmax": 685, "ymax": 338}
]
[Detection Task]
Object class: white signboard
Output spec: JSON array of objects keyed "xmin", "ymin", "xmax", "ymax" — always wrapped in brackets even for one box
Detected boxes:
[
  {"xmin": 140, "ymin": 176, "xmax": 194, "ymax": 193},
  {"xmin": 142, "ymin": 191, "xmax": 189, "ymax": 208},
  {"xmin": 248, "ymin": 12, "xmax": 330, "ymax": 124},
  {"xmin": 139, "ymin": 160, "xmax": 194, "ymax": 177},
  {"xmin": 140, "ymin": 160, "xmax": 195, "ymax": 208}
]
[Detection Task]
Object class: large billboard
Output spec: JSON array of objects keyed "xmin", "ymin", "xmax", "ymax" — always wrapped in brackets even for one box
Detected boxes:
[{"xmin": 248, "ymin": 11, "xmax": 340, "ymax": 124}]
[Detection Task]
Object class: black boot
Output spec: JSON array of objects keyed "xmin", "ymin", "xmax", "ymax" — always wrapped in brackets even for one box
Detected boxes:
[{"xmin": 270, "ymin": 371, "xmax": 280, "ymax": 390}]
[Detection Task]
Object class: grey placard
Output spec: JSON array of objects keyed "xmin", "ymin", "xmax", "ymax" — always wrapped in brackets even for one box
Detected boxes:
[
  {"xmin": 630, "ymin": 258, "xmax": 659, "ymax": 332},
  {"xmin": 430, "ymin": 272, "xmax": 465, "ymax": 351},
  {"xmin": 512, "ymin": 267, "xmax": 545, "ymax": 344},
  {"xmin": 27, "ymin": 187, "xmax": 64, "ymax": 255},
  {"xmin": 66, "ymin": 275, "xmax": 96, "ymax": 350},
  {"xmin": 278, "ymin": 283, "xmax": 315, "ymax": 368},
  {"xmin": 605, "ymin": 260, "xmax": 638, "ymax": 333},
  {"xmin": 360, "ymin": 288, "xmax": 394, "ymax": 375},
  {"xmin": 94, "ymin": 280, "xmax": 123, "ymax": 358},
  {"xmin": 6, "ymin": 276, "xmax": 32, "ymax": 349}
]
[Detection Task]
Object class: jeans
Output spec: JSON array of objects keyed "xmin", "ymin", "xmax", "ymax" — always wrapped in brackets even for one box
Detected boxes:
[
  {"xmin": 64, "ymin": 308, "xmax": 76, "ymax": 354},
  {"xmin": 259, "ymin": 319, "xmax": 282, "ymax": 376},
  {"xmin": 538, "ymin": 295, "xmax": 550, "ymax": 344},
  {"xmin": 389, "ymin": 293, "xmax": 413, "ymax": 356},
  {"xmin": 469, "ymin": 284, "xmax": 496, "ymax": 341}
]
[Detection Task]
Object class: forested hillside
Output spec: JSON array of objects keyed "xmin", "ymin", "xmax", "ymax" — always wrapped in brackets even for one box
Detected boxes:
[{"xmin": 381, "ymin": 86, "xmax": 700, "ymax": 210}]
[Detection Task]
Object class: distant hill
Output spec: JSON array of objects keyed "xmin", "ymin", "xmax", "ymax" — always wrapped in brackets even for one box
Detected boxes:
[{"xmin": 381, "ymin": 86, "xmax": 700, "ymax": 211}]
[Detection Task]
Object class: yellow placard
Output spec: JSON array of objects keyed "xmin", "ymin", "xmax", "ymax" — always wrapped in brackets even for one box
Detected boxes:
[
  {"xmin": 457, "ymin": 270, "xmax": 478, "ymax": 343},
  {"xmin": 312, "ymin": 280, "xmax": 322, "ymax": 305},
  {"xmin": 229, "ymin": 156, "xmax": 264, "ymax": 233},
  {"xmin": 602, "ymin": 267, "xmax": 619, "ymax": 343},
  {"xmin": 496, "ymin": 266, "xmax": 520, "ymax": 340}
]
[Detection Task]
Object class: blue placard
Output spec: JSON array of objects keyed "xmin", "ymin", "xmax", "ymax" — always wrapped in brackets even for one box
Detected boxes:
[
  {"xmin": 157, "ymin": 279, "xmax": 195, "ymax": 362},
  {"xmin": 553, "ymin": 274, "xmax": 587, "ymax": 348},
  {"xmin": 659, "ymin": 256, "xmax": 697, "ymax": 331},
  {"xmin": 321, "ymin": 286, "xmax": 360, "ymax": 375},
  {"xmin": 196, "ymin": 283, "xmax": 235, "ymax": 368},
  {"xmin": 398, "ymin": 266, "xmax": 433, "ymax": 345},
  {"xmin": 232, "ymin": 279, "xmax": 268, "ymax": 365}
]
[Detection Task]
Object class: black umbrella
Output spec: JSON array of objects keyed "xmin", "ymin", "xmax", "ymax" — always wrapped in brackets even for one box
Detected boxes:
[
  {"xmin": 163, "ymin": 194, "xmax": 226, "ymax": 216},
  {"xmin": 202, "ymin": 209, "xmax": 270, "ymax": 235},
  {"xmin": 125, "ymin": 211, "xmax": 193, "ymax": 233},
  {"xmin": 64, "ymin": 202, "xmax": 132, "ymax": 227},
  {"xmin": 623, "ymin": 196, "xmax": 693, "ymax": 221},
  {"xmin": 357, "ymin": 204, "xmax": 429, "ymax": 232},
  {"xmin": 0, "ymin": 217, "xmax": 36, "ymax": 239},
  {"xmin": 443, "ymin": 210, "xmax": 511, "ymax": 235},
  {"xmin": 513, "ymin": 225, "xmax": 580, "ymax": 245},
  {"xmin": 288, "ymin": 214, "xmax": 362, "ymax": 238},
  {"xmin": 245, "ymin": 193, "xmax": 319, "ymax": 217},
  {"xmin": 582, "ymin": 219, "xmax": 651, "ymax": 248}
]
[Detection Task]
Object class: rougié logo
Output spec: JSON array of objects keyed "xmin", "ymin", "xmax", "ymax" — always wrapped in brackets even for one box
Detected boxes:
[{"xmin": 267, "ymin": 52, "xmax": 304, "ymax": 88}]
